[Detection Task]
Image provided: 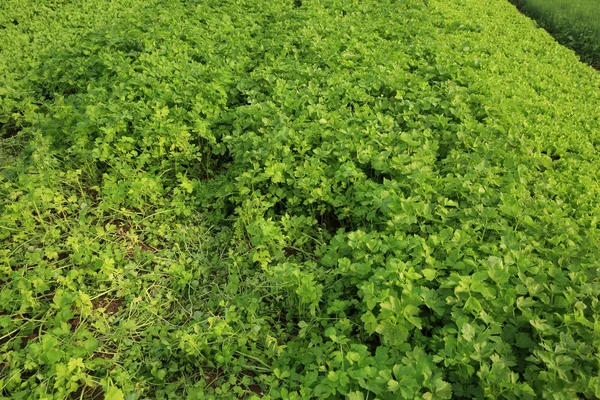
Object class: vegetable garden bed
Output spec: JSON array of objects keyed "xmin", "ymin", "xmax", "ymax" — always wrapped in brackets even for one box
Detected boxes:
[{"xmin": 1, "ymin": 0, "xmax": 599, "ymax": 398}]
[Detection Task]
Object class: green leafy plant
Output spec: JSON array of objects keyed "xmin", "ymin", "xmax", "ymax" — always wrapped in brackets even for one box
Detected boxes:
[{"xmin": 1, "ymin": 0, "xmax": 599, "ymax": 398}]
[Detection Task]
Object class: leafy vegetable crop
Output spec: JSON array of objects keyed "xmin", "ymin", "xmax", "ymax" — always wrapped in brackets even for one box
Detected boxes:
[{"xmin": 1, "ymin": 0, "xmax": 599, "ymax": 398}]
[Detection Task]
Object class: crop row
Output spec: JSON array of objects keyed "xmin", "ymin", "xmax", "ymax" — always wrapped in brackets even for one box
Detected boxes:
[{"xmin": 511, "ymin": 0, "xmax": 600, "ymax": 68}]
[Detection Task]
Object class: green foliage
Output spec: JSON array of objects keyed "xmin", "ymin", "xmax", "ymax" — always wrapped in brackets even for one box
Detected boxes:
[
  {"xmin": 510, "ymin": 0, "xmax": 600, "ymax": 68},
  {"xmin": 1, "ymin": 0, "xmax": 600, "ymax": 398}
]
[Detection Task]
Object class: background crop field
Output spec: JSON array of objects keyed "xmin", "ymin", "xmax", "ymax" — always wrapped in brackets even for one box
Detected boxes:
[
  {"xmin": 1, "ymin": 0, "xmax": 600, "ymax": 399},
  {"xmin": 510, "ymin": 0, "xmax": 600, "ymax": 67}
]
